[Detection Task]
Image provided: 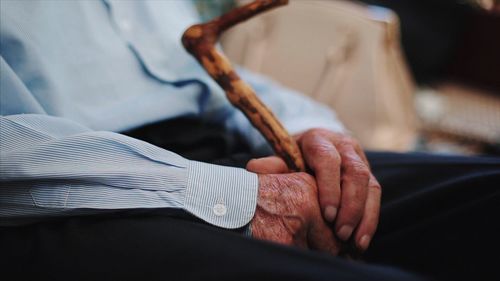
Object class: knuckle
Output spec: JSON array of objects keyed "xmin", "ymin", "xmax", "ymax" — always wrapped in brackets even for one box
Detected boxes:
[
  {"xmin": 368, "ymin": 176, "xmax": 382, "ymax": 193},
  {"xmin": 370, "ymin": 181, "xmax": 382, "ymax": 191},
  {"xmin": 345, "ymin": 162, "xmax": 370, "ymax": 181},
  {"xmin": 308, "ymin": 142, "xmax": 338, "ymax": 160},
  {"xmin": 314, "ymin": 146, "xmax": 336, "ymax": 159},
  {"xmin": 338, "ymin": 135, "xmax": 353, "ymax": 145},
  {"xmin": 329, "ymin": 148, "xmax": 341, "ymax": 163},
  {"xmin": 294, "ymin": 172, "xmax": 317, "ymax": 191},
  {"xmin": 338, "ymin": 136, "xmax": 362, "ymax": 152},
  {"xmin": 295, "ymin": 172, "xmax": 316, "ymax": 187},
  {"xmin": 301, "ymin": 130, "xmax": 342, "ymax": 164}
]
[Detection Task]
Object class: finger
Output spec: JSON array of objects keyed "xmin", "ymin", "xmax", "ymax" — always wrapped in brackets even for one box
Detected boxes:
[
  {"xmin": 308, "ymin": 213, "xmax": 341, "ymax": 255},
  {"xmin": 354, "ymin": 175, "xmax": 381, "ymax": 251},
  {"xmin": 300, "ymin": 134, "xmax": 341, "ymax": 223},
  {"xmin": 335, "ymin": 145, "xmax": 370, "ymax": 241},
  {"xmin": 343, "ymin": 137, "xmax": 379, "ymax": 249},
  {"xmin": 246, "ymin": 156, "xmax": 289, "ymax": 174},
  {"xmin": 351, "ymin": 140, "xmax": 370, "ymax": 167}
]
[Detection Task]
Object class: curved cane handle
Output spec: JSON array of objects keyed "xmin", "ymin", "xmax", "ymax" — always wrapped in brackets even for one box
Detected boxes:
[{"xmin": 182, "ymin": 0, "xmax": 305, "ymax": 172}]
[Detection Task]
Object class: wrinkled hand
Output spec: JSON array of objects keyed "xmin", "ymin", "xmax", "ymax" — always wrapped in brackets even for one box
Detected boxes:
[
  {"xmin": 251, "ymin": 172, "xmax": 340, "ymax": 255},
  {"xmin": 247, "ymin": 129, "xmax": 381, "ymax": 252}
]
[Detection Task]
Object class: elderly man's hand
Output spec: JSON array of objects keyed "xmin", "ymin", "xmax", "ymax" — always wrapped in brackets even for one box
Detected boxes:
[
  {"xmin": 251, "ymin": 173, "xmax": 341, "ymax": 255},
  {"xmin": 247, "ymin": 129, "xmax": 381, "ymax": 252}
]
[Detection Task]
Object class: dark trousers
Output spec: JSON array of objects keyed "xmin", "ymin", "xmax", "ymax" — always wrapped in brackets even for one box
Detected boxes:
[{"xmin": 1, "ymin": 119, "xmax": 499, "ymax": 281}]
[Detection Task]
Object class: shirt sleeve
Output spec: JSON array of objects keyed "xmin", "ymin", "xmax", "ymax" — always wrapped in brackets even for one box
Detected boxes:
[
  {"xmin": 0, "ymin": 114, "xmax": 258, "ymax": 228},
  {"xmin": 223, "ymin": 66, "xmax": 346, "ymax": 153}
]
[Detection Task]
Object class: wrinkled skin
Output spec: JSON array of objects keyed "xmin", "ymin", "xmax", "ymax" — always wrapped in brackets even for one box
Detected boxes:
[
  {"xmin": 251, "ymin": 173, "xmax": 340, "ymax": 255},
  {"xmin": 248, "ymin": 129, "xmax": 381, "ymax": 254}
]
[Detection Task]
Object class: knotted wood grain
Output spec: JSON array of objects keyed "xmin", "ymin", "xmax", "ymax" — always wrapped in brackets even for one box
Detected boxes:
[{"xmin": 182, "ymin": 0, "xmax": 305, "ymax": 172}]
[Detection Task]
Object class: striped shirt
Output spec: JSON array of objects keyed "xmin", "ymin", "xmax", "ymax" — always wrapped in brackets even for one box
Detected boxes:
[{"xmin": 0, "ymin": 115, "xmax": 258, "ymax": 227}]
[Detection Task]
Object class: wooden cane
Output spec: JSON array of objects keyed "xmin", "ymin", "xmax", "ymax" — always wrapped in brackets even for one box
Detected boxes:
[
  {"xmin": 182, "ymin": 0, "xmax": 305, "ymax": 172},
  {"xmin": 183, "ymin": 0, "xmax": 361, "ymax": 259}
]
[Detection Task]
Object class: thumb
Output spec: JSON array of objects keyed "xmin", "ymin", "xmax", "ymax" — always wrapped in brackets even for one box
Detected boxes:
[{"xmin": 246, "ymin": 156, "xmax": 289, "ymax": 174}]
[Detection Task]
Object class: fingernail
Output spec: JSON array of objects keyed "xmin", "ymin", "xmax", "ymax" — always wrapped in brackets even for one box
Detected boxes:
[
  {"xmin": 337, "ymin": 225, "xmax": 353, "ymax": 241},
  {"xmin": 359, "ymin": 235, "xmax": 371, "ymax": 251},
  {"xmin": 324, "ymin": 206, "xmax": 337, "ymax": 222}
]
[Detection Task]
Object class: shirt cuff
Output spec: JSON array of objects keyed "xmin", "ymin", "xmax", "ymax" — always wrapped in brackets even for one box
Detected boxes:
[{"xmin": 183, "ymin": 160, "xmax": 259, "ymax": 229}]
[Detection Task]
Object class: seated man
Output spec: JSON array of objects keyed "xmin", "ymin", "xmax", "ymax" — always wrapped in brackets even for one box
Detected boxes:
[{"xmin": 0, "ymin": 1, "xmax": 498, "ymax": 281}]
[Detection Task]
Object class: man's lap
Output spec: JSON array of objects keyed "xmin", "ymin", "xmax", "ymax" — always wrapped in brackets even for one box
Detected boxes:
[
  {"xmin": 2, "ymin": 152, "xmax": 498, "ymax": 280},
  {"xmin": 0, "ymin": 209, "xmax": 423, "ymax": 281}
]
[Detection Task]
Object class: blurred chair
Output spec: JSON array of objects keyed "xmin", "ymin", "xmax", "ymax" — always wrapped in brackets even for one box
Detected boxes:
[
  {"xmin": 414, "ymin": 7, "xmax": 500, "ymax": 155},
  {"xmin": 221, "ymin": 0, "xmax": 417, "ymax": 151}
]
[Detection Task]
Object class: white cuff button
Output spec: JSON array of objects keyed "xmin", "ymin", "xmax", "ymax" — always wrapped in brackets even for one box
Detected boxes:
[{"xmin": 213, "ymin": 203, "xmax": 227, "ymax": 216}]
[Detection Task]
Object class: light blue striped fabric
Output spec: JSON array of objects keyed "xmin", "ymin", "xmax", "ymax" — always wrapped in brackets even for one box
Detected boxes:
[
  {"xmin": 0, "ymin": 0, "xmax": 343, "ymax": 227},
  {"xmin": 0, "ymin": 115, "xmax": 258, "ymax": 228}
]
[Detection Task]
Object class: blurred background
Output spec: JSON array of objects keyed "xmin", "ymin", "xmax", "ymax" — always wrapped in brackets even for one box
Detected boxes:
[{"xmin": 194, "ymin": 0, "xmax": 500, "ymax": 156}]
